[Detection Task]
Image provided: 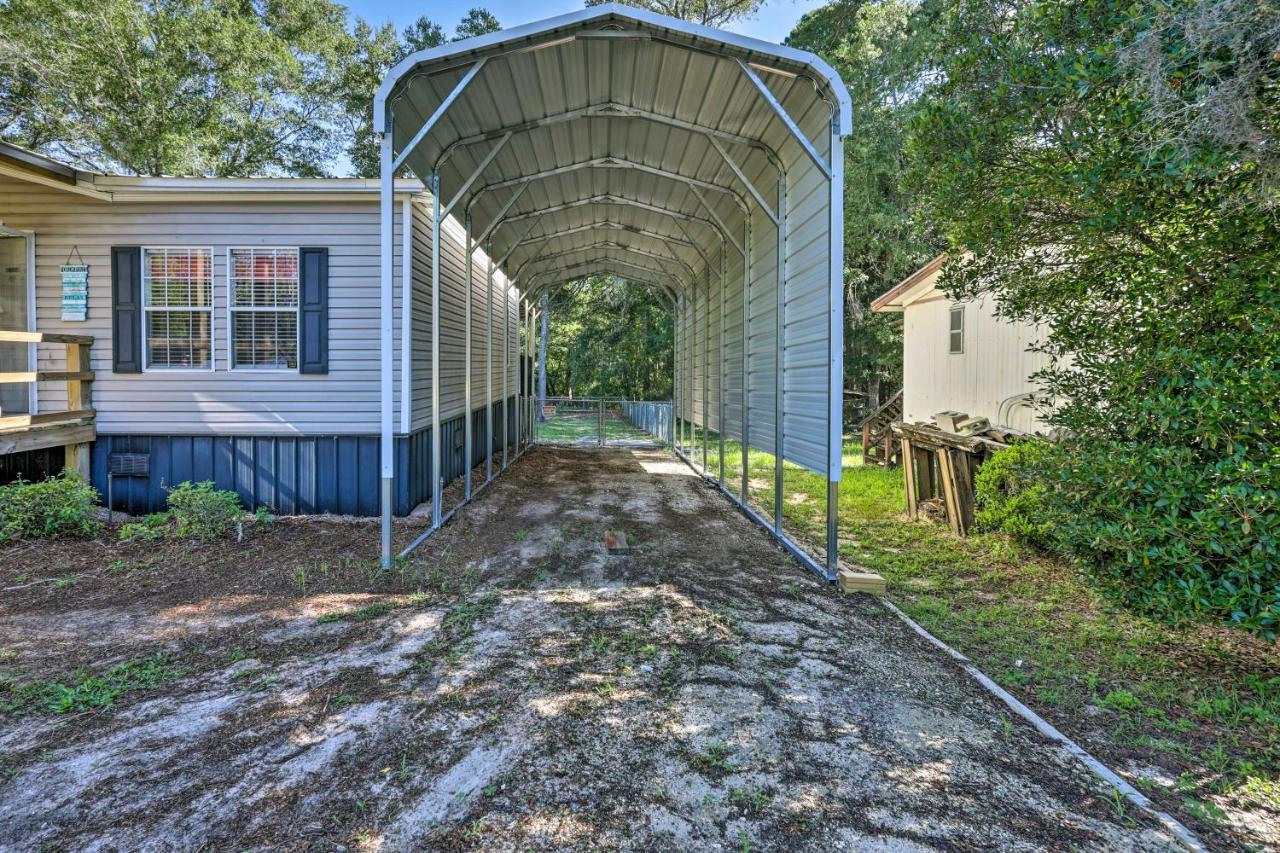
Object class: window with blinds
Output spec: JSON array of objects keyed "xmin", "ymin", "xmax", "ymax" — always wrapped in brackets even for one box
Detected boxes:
[
  {"xmin": 229, "ymin": 247, "xmax": 300, "ymax": 370},
  {"xmin": 142, "ymin": 247, "xmax": 214, "ymax": 370}
]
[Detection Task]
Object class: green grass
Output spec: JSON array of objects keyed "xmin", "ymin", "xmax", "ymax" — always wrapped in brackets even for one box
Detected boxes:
[
  {"xmin": 675, "ymin": 428, "xmax": 1280, "ymax": 838},
  {"xmin": 535, "ymin": 410, "xmax": 656, "ymax": 444},
  {"xmin": 1, "ymin": 653, "xmax": 189, "ymax": 715}
]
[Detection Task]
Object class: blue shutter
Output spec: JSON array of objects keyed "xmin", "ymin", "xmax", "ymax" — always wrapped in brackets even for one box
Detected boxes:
[
  {"xmin": 299, "ymin": 247, "xmax": 328, "ymax": 374},
  {"xmin": 111, "ymin": 246, "xmax": 142, "ymax": 373}
]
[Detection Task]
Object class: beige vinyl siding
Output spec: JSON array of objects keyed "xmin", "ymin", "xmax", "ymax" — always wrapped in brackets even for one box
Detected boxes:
[
  {"xmin": 0, "ymin": 176, "xmax": 406, "ymax": 435},
  {"xmin": 409, "ymin": 197, "xmax": 517, "ymax": 433},
  {"xmin": 901, "ymin": 294, "xmax": 1054, "ymax": 432}
]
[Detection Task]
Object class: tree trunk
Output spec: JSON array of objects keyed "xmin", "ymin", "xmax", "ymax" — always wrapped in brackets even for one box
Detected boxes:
[
  {"xmin": 536, "ymin": 292, "xmax": 549, "ymax": 421},
  {"xmin": 641, "ymin": 306, "xmax": 651, "ymax": 399}
]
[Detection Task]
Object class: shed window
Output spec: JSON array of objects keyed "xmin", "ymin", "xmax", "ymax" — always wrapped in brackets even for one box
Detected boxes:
[
  {"xmin": 948, "ymin": 305, "xmax": 965, "ymax": 354},
  {"xmin": 142, "ymin": 247, "xmax": 213, "ymax": 370},
  {"xmin": 230, "ymin": 248, "xmax": 299, "ymax": 370}
]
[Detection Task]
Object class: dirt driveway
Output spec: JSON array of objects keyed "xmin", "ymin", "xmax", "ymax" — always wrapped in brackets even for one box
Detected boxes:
[{"xmin": 0, "ymin": 447, "xmax": 1181, "ymax": 850}]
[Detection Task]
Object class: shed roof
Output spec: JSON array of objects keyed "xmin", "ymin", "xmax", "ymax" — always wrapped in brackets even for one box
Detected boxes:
[{"xmin": 871, "ymin": 253, "xmax": 948, "ymax": 313}]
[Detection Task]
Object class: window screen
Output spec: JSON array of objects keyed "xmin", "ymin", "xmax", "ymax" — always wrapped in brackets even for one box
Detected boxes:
[
  {"xmin": 142, "ymin": 247, "xmax": 213, "ymax": 370},
  {"xmin": 230, "ymin": 248, "xmax": 299, "ymax": 370},
  {"xmin": 948, "ymin": 305, "xmax": 965, "ymax": 354}
]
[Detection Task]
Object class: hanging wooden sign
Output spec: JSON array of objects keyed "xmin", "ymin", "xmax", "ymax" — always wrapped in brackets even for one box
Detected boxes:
[{"xmin": 60, "ymin": 263, "xmax": 89, "ymax": 321}]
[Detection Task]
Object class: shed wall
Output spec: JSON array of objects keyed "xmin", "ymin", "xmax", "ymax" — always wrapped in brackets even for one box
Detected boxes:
[{"xmin": 902, "ymin": 294, "xmax": 1053, "ymax": 432}]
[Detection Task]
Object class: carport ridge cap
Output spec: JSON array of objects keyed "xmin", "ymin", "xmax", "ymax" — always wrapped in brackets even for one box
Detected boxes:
[{"xmin": 373, "ymin": 4, "xmax": 852, "ymax": 136}]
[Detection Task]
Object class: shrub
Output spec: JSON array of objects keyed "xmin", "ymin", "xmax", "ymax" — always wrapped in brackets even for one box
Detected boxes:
[
  {"xmin": 0, "ymin": 472, "xmax": 99, "ymax": 545},
  {"xmin": 118, "ymin": 482, "xmax": 246, "ymax": 541},
  {"xmin": 118, "ymin": 512, "xmax": 171, "ymax": 542},
  {"xmin": 166, "ymin": 481, "xmax": 244, "ymax": 540},
  {"xmin": 1048, "ymin": 424, "xmax": 1280, "ymax": 639},
  {"xmin": 974, "ymin": 440, "xmax": 1057, "ymax": 550}
]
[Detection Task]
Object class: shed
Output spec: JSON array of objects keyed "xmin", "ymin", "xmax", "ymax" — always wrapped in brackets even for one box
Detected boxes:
[
  {"xmin": 872, "ymin": 253, "xmax": 1054, "ymax": 433},
  {"xmin": 374, "ymin": 5, "xmax": 851, "ymax": 576}
]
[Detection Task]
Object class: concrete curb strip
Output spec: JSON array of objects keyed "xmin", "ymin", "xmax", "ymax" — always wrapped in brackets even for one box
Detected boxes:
[{"xmin": 876, "ymin": 596, "xmax": 1205, "ymax": 852}]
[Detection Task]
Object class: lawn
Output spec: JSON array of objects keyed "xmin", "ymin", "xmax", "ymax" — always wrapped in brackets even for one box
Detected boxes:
[
  {"xmin": 535, "ymin": 410, "xmax": 657, "ymax": 445},
  {"xmin": 675, "ymin": 428, "xmax": 1280, "ymax": 849}
]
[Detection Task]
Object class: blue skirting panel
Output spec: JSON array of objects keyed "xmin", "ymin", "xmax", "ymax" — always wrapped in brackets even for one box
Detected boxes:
[
  {"xmin": 396, "ymin": 398, "xmax": 517, "ymax": 514},
  {"xmin": 91, "ymin": 397, "xmax": 519, "ymax": 517}
]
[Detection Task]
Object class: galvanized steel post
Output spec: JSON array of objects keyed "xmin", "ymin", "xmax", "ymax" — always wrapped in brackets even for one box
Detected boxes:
[
  {"xmin": 741, "ymin": 218, "xmax": 751, "ymax": 503},
  {"xmin": 774, "ymin": 173, "xmax": 786, "ymax": 533},
  {"xmin": 430, "ymin": 171, "xmax": 443, "ymax": 528},
  {"xmin": 464, "ymin": 214, "xmax": 473, "ymax": 500},
  {"xmin": 718, "ymin": 245, "xmax": 726, "ymax": 483},
  {"xmin": 378, "ymin": 127, "xmax": 395, "ymax": 570},
  {"xmin": 827, "ymin": 109, "xmax": 845, "ymax": 577},
  {"xmin": 486, "ymin": 241, "xmax": 494, "ymax": 482}
]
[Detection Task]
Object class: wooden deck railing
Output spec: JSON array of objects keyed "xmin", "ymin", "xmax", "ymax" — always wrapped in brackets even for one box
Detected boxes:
[{"xmin": 0, "ymin": 330, "xmax": 95, "ymax": 478}]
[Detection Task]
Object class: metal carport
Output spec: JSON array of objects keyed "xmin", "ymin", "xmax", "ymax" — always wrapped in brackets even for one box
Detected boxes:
[{"xmin": 375, "ymin": 4, "xmax": 851, "ymax": 578}]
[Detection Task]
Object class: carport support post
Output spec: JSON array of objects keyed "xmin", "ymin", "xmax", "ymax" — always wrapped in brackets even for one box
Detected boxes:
[
  {"xmin": 486, "ymin": 242, "xmax": 494, "ymax": 482},
  {"xmin": 702, "ymin": 266, "xmax": 709, "ymax": 472},
  {"xmin": 741, "ymin": 219, "xmax": 751, "ymax": 503},
  {"xmin": 826, "ymin": 115, "xmax": 845, "ymax": 577},
  {"xmin": 718, "ymin": 246, "xmax": 726, "ymax": 483},
  {"xmin": 464, "ymin": 215, "xmax": 473, "ymax": 500},
  {"xmin": 774, "ymin": 173, "xmax": 786, "ymax": 533},
  {"xmin": 430, "ymin": 171, "xmax": 443, "ymax": 529},
  {"xmin": 378, "ymin": 127, "xmax": 394, "ymax": 570},
  {"xmin": 502, "ymin": 281, "xmax": 509, "ymax": 471}
]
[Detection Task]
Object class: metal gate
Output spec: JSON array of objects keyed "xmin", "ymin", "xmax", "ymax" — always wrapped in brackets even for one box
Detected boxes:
[{"xmin": 534, "ymin": 397, "xmax": 672, "ymax": 447}]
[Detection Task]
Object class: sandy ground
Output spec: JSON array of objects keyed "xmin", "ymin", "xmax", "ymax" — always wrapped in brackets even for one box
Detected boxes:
[{"xmin": 0, "ymin": 447, "xmax": 1183, "ymax": 850}]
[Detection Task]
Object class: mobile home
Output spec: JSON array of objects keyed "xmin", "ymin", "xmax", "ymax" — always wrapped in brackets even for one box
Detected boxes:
[{"xmin": 0, "ymin": 142, "xmax": 522, "ymax": 515}]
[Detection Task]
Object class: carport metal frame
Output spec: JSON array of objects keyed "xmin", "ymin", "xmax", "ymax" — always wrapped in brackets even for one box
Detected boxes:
[{"xmin": 376, "ymin": 5, "xmax": 849, "ymax": 582}]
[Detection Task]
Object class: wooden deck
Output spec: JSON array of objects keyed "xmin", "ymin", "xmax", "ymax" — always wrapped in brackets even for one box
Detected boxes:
[{"xmin": 0, "ymin": 331, "xmax": 95, "ymax": 478}]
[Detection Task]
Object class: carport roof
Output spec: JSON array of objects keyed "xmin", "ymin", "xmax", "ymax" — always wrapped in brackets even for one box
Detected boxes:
[{"xmin": 374, "ymin": 3, "xmax": 850, "ymax": 297}]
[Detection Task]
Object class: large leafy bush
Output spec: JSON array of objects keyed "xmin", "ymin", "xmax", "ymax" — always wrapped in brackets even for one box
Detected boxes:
[
  {"xmin": 0, "ymin": 472, "xmax": 100, "ymax": 544},
  {"xmin": 973, "ymin": 440, "xmax": 1056, "ymax": 550},
  {"xmin": 911, "ymin": 0, "xmax": 1280, "ymax": 634}
]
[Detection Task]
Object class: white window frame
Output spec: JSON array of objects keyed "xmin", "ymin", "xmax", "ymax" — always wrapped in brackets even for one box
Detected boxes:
[
  {"xmin": 948, "ymin": 304, "xmax": 965, "ymax": 355},
  {"xmin": 141, "ymin": 245, "xmax": 216, "ymax": 373},
  {"xmin": 227, "ymin": 246, "xmax": 301, "ymax": 373},
  {"xmin": 0, "ymin": 225, "xmax": 37, "ymax": 412}
]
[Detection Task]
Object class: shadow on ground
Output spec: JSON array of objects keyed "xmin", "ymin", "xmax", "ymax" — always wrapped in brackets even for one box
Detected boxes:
[{"xmin": 0, "ymin": 447, "xmax": 1180, "ymax": 850}]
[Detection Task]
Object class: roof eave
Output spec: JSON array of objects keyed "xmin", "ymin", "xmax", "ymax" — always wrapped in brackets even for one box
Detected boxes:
[{"xmin": 871, "ymin": 253, "xmax": 948, "ymax": 313}]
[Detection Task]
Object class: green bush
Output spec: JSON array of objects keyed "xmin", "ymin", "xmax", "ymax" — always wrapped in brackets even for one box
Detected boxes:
[
  {"xmin": 118, "ymin": 512, "xmax": 171, "ymax": 542},
  {"xmin": 0, "ymin": 471, "xmax": 99, "ymax": 545},
  {"xmin": 166, "ymin": 481, "xmax": 244, "ymax": 539},
  {"xmin": 118, "ymin": 481, "xmax": 245, "ymax": 541},
  {"xmin": 974, "ymin": 439, "xmax": 1056, "ymax": 549}
]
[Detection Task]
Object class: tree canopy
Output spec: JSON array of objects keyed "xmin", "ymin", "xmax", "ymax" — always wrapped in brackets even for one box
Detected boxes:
[
  {"xmin": 785, "ymin": 0, "xmax": 943, "ymax": 411},
  {"xmin": 908, "ymin": 0, "xmax": 1279, "ymax": 633},
  {"xmin": 0, "ymin": 1, "xmax": 502, "ymax": 178},
  {"xmin": 586, "ymin": 0, "xmax": 763, "ymax": 28},
  {"xmin": 0, "ymin": 0, "xmax": 351, "ymax": 176},
  {"xmin": 542, "ymin": 277, "xmax": 673, "ymax": 401}
]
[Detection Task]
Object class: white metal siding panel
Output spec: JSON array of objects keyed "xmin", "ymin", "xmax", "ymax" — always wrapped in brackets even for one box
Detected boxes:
[
  {"xmin": 0, "ymin": 176, "xmax": 405, "ymax": 435},
  {"xmin": 781, "ymin": 135, "xmax": 832, "ymax": 472},
  {"xmin": 410, "ymin": 196, "xmax": 515, "ymax": 433},
  {"xmin": 720, "ymin": 245, "xmax": 745, "ymax": 441},
  {"xmin": 746, "ymin": 204, "xmax": 776, "ymax": 452}
]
